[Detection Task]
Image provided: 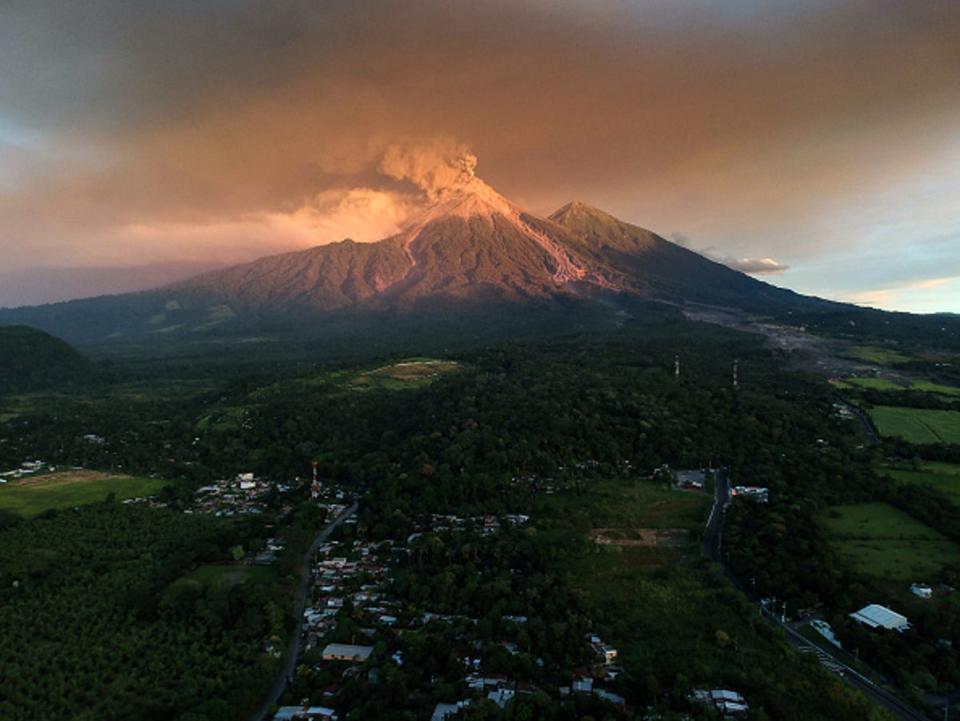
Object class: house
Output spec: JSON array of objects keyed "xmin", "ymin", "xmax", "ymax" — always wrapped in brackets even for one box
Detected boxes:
[
  {"xmin": 810, "ymin": 620, "xmax": 841, "ymax": 648},
  {"xmin": 850, "ymin": 604, "xmax": 910, "ymax": 632},
  {"xmin": 691, "ymin": 689, "xmax": 749, "ymax": 715},
  {"xmin": 572, "ymin": 674, "xmax": 594, "ymax": 693},
  {"xmin": 465, "ymin": 674, "xmax": 509, "ymax": 691},
  {"xmin": 430, "ymin": 701, "xmax": 470, "ymax": 721},
  {"xmin": 594, "ymin": 689, "xmax": 626, "ymax": 706},
  {"xmin": 911, "ymin": 583, "xmax": 933, "ymax": 599},
  {"xmin": 321, "ymin": 643, "xmax": 374, "ymax": 662},
  {"xmin": 675, "ymin": 470, "xmax": 706, "ymax": 490},
  {"xmin": 273, "ymin": 707, "xmax": 338, "ymax": 721},
  {"xmin": 731, "ymin": 486, "xmax": 769, "ymax": 503},
  {"xmin": 304, "ymin": 709, "xmax": 337, "ymax": 721},
  {"xmin": 488, "ymin": 689, "xmax": 515, "ymax": 708}
]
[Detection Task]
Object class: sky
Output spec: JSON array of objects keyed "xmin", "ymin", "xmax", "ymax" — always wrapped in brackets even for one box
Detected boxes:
[{"xmin": 1, "ymin": 0, "xmax": 959, "ymax": 312}]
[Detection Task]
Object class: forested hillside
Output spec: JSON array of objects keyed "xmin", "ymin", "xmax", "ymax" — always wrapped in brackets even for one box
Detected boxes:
[{"xmin": 0, "ymin": 326, "xmax": 90, "ymax": 394}]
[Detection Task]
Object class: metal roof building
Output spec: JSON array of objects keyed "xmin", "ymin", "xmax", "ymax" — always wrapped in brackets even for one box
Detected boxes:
[
  {"xmin": 850, "ymin": 604, "xmax": 910, "ymax": 632},
  {"xmin": 321, "ymin": 643, "xmax": 374, "ymax": 662}
]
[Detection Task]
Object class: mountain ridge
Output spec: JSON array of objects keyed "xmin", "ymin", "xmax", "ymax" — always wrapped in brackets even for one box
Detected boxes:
[{"xmin": 0, "ymin": 180, "xmax": 839, "ymax": 346}]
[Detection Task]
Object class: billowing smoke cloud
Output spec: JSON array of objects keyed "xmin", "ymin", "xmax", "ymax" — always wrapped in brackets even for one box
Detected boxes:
[
  {"xmin": 111, "ymin": 185, "xmax": 423, "ymax": 264},
  {"xmin": 271, "ymin": 186, "xmax": 422, "ymax": 243},
  {"xmin": 379, "ymin": 140, "xmax": 479, "ymax": 200}
]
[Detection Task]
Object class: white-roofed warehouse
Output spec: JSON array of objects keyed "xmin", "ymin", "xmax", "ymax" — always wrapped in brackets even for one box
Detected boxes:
[{"xmin": 850, "ymin": 604, "xmax": 910, "ymax": 632}]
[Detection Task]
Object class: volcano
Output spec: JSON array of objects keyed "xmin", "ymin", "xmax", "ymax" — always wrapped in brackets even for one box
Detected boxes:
[
  {"xmin": 0, "ymin": 171, "xmax": 822, "ymax": 347},
  {"xmin": 156, "ymin": 174, "xmax": 807, "ymax": 314}
]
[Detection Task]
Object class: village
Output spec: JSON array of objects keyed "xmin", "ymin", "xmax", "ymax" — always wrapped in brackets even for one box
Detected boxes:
[
  {"xmin": 0, "ymin": 455, "xmax": 806, "ymax": 719},
  {"xmin": 266, "ymin": 477, "xmax": 757, "ymax": 721},
  {"xmin": 271, "ymin": 511, "xmax": 639, "ymax": 721}
]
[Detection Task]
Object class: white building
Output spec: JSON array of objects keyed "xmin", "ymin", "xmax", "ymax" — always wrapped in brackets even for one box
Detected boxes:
[
  {"xmin": 910, "ymin": 583, "xmax": 933, "ymax": 599},
  {"xmin": 810, "ymin": 619, "xmax": 841, "ymax": 648},
  {"xmin": 487, "ymin": 689, "xmax": 514, "ymax": 708},
  {"xmin": 273, "ymin": 707, "xmax": 337, "ymax": 720},
  {"xmin": 675, "ymin": 470, "xmax": 706, "ymax": 489},
  {"xmin": 594, "ymin": 689, "xmax": 626, "ymax": 706},
  {"xmin": 691, "ymin": 689, "xmax": 749, "ymax": 715},
  {"xmin": 731, "ymin": 485, "xmax": 769, "ymax": 503},
  {"xmin": 850, "ymin": 604, "xmax": 910, "ymax": 632},
  {"xmin": 431, "ymin": 701, "xmax": 470, "ymax": 721},
  {"xmin": 572, "ymin": 675, "xmax": 593, "ymax": 693},
  {"xmin": 598, "ymin": 645, "xmax": 618, "ymax": 664},
  {"xmin": 321, "ymin": 643, "xmax": 374, "ymax": 662}
]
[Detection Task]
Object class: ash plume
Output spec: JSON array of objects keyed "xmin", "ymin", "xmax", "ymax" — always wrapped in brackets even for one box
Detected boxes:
[{"xmin": 379, "ymin": 140, "xmax": 480, "ymax": 200}]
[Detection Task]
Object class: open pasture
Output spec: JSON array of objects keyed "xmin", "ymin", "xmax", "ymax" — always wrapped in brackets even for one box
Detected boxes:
[
  {"xmin": 0, "ymin": 470, "xmax": 169, "ymax": 517},
  {"xmin": 820, "ymin": 502, "xmax": 959, "ymax": 580},
  {"xmin": 880, "ymin": 461, "xmax": 960, "ymax": 507},
  {"xmin": 869, "ymin": 406, "xmax": 960, "ymax": 444}
]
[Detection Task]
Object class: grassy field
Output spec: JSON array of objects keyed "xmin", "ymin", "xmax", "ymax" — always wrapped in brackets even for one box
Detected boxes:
[
  {"xmin": 834, "ymin": 377, "xmax": 902, "ymax": 392},
  {"xmin": 848, "ymin": 346, "xmax": 912, "ymax": 365},
  {"xmin": 350, "ymin": 359, "xmax": 461, "ymax": 391},
  {"xmin": 819, "ymin": 502, "xmax": 959, "ymax": 580},
  {"xmin": 880, "ymin": 461, "xmax": 960, "ymax": 506},
  {"xmin": 247, "ymin": 358, "xmax": 462, "ymax": 403},
  {"xmin": 833, "ymin": 377, "xmax": 960, "ymax": 396},
  {"xmin": 0, "ymin": 470, "xmax": 169, "ymax": 517},
  {"xmin": 537, "ymin": 477, "xmax": 711, "ymax": 534},
  {"xmin": 868, "ymin": 406, "xmax": 960, "ymax": 444},
  {"xmin": 909, "ymin": 380, "xmax": 960, "ymax": 397}
]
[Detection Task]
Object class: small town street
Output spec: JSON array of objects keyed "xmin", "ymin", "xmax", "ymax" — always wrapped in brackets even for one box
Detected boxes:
[{"xmin": 248, "ymin": 502, "xmax": 359, "ymax": 721}]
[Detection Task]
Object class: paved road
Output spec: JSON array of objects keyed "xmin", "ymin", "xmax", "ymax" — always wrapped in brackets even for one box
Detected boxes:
[
  {"xmin": 702, "ymin": 467, "xmax": 730, "ymax": 561},
  {"xmin": 838, "ymin": 400, "xmax": 881, "ymax": 446},
  {"xmin": 707, "ymin": 470, "xmax": 927, "ymax": 719},
  {"xmin": 763, "ymin": 609, "xmax": 929, "ymax": 721},
  {"xmin": 248, "ymin": 501, "xmax": 359, "ymax": 721}
]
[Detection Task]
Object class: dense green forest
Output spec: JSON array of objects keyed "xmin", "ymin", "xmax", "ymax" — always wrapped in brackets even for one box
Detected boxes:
[
  {"xmin": 0, "ymin": 504, "xmax": 282, "ymax": 721},
  {"xmin": 1, "ymin": 312, "xmax": 957, "ymax": 718}
]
